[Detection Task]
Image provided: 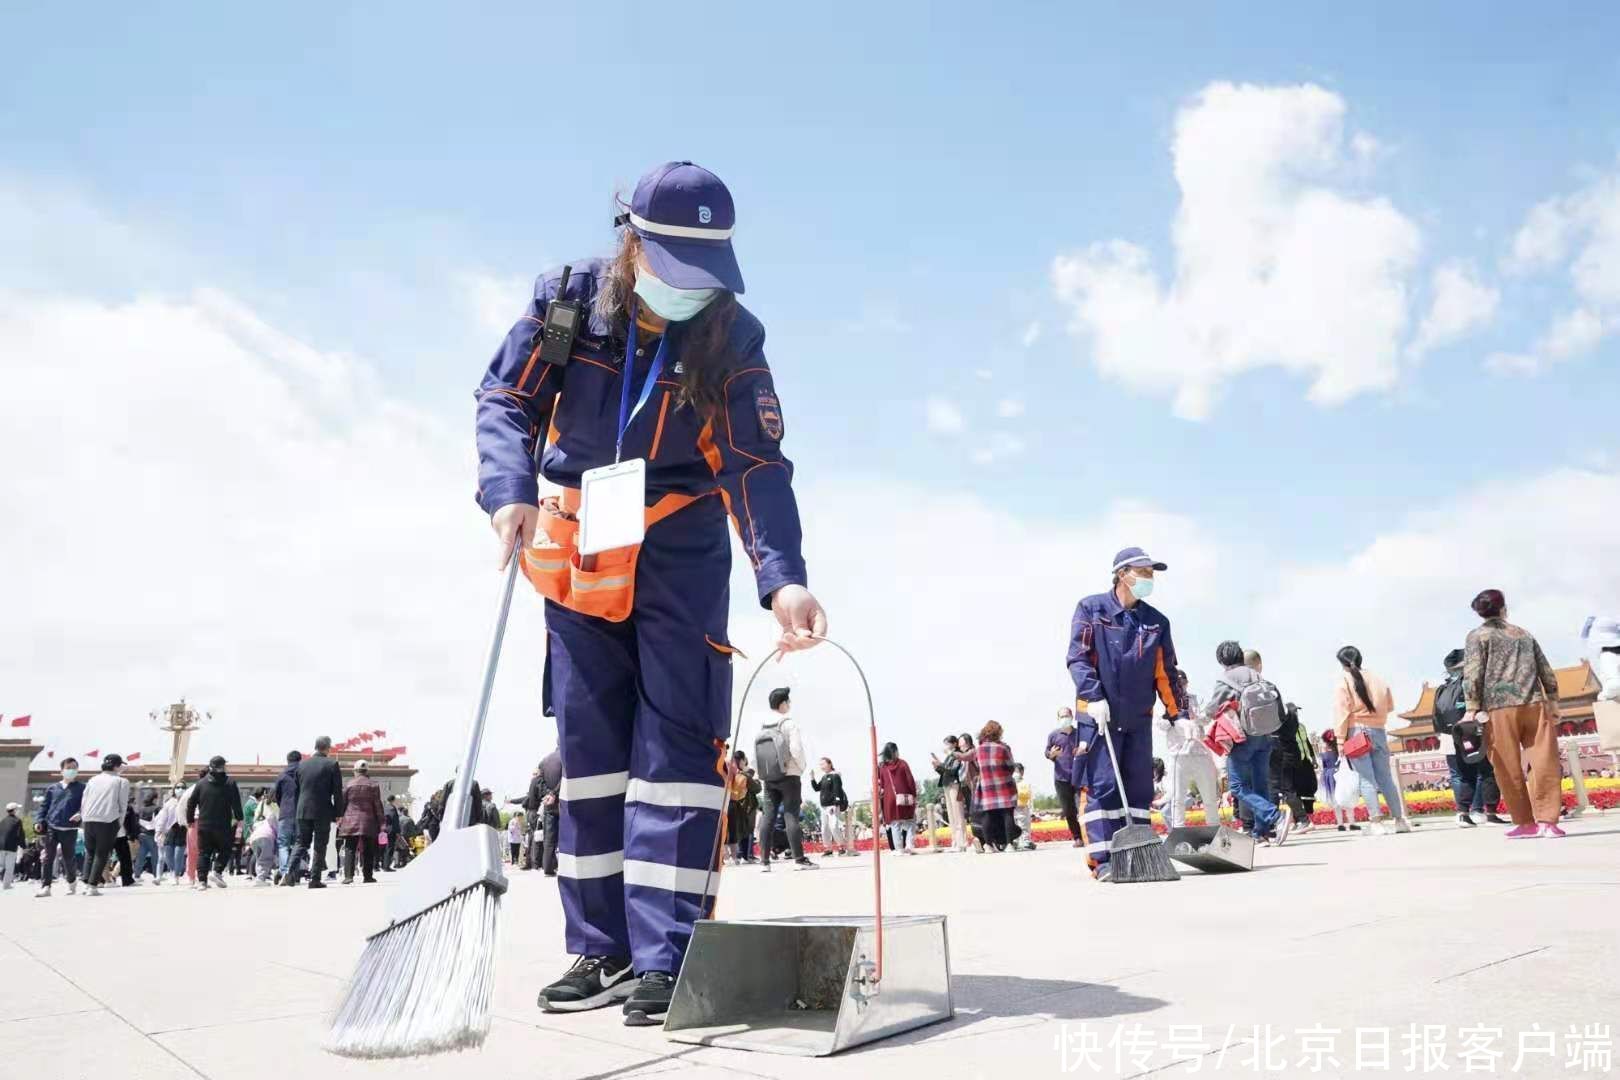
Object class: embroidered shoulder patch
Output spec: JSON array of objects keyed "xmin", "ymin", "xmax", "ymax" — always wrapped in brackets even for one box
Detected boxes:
[{"xmin": 755, "ymin": 387, "xmax": 784, "ymax": 441}]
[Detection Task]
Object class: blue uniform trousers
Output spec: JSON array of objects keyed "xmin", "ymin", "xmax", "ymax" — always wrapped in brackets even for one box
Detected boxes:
[
  {"xmin": 548, "ymin": 498, "xmax": 733, "ymax": 975},
  {"xmin": 1073, "ymin": 720, "xmax": 1154, "ymax": 869}
]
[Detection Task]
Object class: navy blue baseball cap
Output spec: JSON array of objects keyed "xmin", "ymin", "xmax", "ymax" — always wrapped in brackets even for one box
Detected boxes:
[
  {"xmin": 1112, "ymin": 547, "xmax": 1167, "ymax": 573},
  {"xmin": 617, "ymin": 161, "xmax": 745, "ymax": 294}
]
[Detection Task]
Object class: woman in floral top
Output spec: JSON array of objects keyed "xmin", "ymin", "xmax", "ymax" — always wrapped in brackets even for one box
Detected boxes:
[{"xmin": 1463, "ymin": 589, "xmax": 1565, "ymax": 838}]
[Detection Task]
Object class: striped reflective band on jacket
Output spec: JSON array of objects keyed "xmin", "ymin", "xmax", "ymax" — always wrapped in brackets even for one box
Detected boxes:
[
  {"xmin": 571, "ymin": 574, "xmax": 631, "ymax": 593},
  {"xmin": 559, "ymin": 771, "xmax": 629, "ymax": 801},
  {"xmin": 895, "ymin": 793, "xmax": 916, "ymax": 806}
]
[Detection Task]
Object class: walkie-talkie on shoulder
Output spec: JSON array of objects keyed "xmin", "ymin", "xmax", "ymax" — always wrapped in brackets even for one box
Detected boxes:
[{"xmin": 537, "ymin": 264, "xmax": 581, "ymax": 368}]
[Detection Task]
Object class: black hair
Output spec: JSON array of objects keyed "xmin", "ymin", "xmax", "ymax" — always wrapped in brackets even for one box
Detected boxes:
[
  {"xmin": 1472, "ymin": 589, "xmax": 1506, "ymax": 620},
  {"xmin": 958, "ymin": 733, "xmax": 975, "ymax": 748},
  {"xmin": 881, "ymin": 741, "xmax": 898, "ymax": 761},
  {"xmin": 1152, "ymin": 757, "xmax": 1165, "ymax": 781},
  {"xmin": 61, "ymin": 756, "xmax": 78, "ymax": 768},
  {"xmin": 942, "ymin": 735, "xmax": 959, "ymax": 748},
  {"xmin": 287, "ymin": 750, "xmax": 302, "ymax": 764},
  {"xmin": 731, "ymin": 749, "xmax": 748, "ymax": 764},
  {"xmin": 1215, "ymin": 640, "xmax": 1245, "ymax": 667},
  {"xmin": 1336, "ymin": 645, "xmax": 1376, "ymax": 713},
  {"xmin": 768, "ymin": 687, "xmax": 791, "ymax": 711}
]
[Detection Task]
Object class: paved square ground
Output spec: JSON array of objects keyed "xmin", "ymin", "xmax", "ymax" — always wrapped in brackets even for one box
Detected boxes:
[{"xmin": 3, "ymin": 815, "xmax": 1617, "ymax": 1080}]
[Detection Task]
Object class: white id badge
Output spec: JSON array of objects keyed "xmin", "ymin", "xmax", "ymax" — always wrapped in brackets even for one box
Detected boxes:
[{"xmin": 578, "ymin": 458, "xmax": 646, "ymax": 555}]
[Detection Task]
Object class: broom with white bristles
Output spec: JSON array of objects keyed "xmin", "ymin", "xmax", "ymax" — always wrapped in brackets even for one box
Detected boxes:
[{"xmin": 325, "ymin": 541, "xmax": 521, "ymax": 1057}]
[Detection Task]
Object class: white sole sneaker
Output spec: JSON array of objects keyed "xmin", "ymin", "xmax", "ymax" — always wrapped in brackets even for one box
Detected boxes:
[{"xmin": 539, "ymin": 976, "xmax": 639, "ymax": 1013}]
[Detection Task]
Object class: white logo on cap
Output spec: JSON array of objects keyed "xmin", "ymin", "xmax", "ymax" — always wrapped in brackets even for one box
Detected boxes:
[{"xmin": 697, "ymin": 206, "xmax": 712, "ymax": 225}]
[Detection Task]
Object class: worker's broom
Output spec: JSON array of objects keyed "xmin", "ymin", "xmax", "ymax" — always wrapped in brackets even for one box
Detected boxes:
[
  {"xmin": 1095, "ymin": 716, "xmax": 1179, "ymax": 883},
  {"xmin": 324, "ymin": 543, "xmax": 521, "ymax": 1057}
]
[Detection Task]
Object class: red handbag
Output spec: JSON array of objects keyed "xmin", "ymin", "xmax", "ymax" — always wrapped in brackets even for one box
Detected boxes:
[
  {"xmin": 1204, "ymin": 702, "xmax": 1245, "ymax": 757},
  {"xmin": 1342, "ymin": 730, "xmax": 1374, "ymax": 758}
]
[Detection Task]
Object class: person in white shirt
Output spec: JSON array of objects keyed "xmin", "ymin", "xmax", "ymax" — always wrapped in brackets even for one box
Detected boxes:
[
  {"xmin": 1154, "ymin": 669, "xmax": 1222, "ymax": 829},
  {"xmin": 756, "ymin": 687, "xmax": 816, "ymax": 870},
  {"xmin": 1585, "ymin": 617, "xmax": 1620, "ymax": 702},
  {"xmin": 79, "ymin": 754, "xmax": 131, "ymax": 896}
]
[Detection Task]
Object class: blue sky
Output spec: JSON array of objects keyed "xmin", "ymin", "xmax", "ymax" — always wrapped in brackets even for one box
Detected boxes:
[{"xmin": 4, "ymin": 4, "xmax": 1618, "ymax": 792}]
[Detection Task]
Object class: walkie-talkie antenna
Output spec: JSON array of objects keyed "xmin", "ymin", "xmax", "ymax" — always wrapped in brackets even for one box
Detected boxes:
[{"xmin": 556, "ymin": 265, "xmax": 571, "ymax": 294}]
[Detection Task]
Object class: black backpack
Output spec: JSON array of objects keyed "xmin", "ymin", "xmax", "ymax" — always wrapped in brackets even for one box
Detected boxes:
[{"xmin": 1433, "ymin": 676, "xmax": 1468, "ymax": 736}]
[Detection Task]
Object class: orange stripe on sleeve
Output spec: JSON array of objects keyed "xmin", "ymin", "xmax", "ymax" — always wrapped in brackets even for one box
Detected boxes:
[{"xmin": 1154, "ymin": 650, "xmax": 1179, "ymax": 717}]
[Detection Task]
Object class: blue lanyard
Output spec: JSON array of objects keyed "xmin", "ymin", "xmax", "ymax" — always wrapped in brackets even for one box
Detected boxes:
[{"xmin": 616, "ymin": 301, "xmax": 669, "ymax": 463}]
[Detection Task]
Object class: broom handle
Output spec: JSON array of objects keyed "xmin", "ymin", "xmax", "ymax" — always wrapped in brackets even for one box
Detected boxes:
[
  {"xmin": 447, "ymin": 537, "xmax": 523, "ymax": 832},
  {"xmin": 1095, "ymin": 705, "xmax": 1132, "ymax": 826}
]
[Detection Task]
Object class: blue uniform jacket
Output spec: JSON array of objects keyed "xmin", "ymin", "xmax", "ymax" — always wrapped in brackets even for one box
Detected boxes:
[
  {"xmin": 1066, "ymin": 590, "xmax": 1187, "ymax": 749},
  {"xmin": 36, "ymin": 780, "xmax": 85, "ymax": 831},
  {"xmin": 474, "ymin": 258, "xmax": 807, "ymax": 607}
]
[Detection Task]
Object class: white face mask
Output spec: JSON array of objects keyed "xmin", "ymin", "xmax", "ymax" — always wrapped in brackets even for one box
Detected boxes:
[{"xmin": 62, "ymin": 769, "xmax": 79, "ymax": 782}]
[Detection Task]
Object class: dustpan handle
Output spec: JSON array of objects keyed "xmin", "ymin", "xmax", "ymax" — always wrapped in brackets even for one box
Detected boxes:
[
  {"xmin": 710, "ymin": 637, "xmax": 883, "ymax": 983},
  {"xmin": 447, "ymin": 537, "xmax": 524, "ymax": 832}
]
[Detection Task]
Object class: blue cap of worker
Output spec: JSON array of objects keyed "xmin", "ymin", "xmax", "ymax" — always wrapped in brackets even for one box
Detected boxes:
[
  {"xmin": 618, "ymin": 161, "xmax": 745, "ymax": 294},
  {"xmin": 1112, "ymin": 546, "xmax": 1167, "ymax": 573}
]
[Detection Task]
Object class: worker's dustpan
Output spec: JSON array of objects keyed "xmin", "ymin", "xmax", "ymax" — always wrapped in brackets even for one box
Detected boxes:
[
  {"xmin": 664, "ymin": 914, "xmax": 954, "ymax": 1056},
  {"xmin": 1165, "ymin": 825, "xmax": 1254, "ymax": 873},
  {"xmin": 668, "ymin": 640, "xmax": 953, "ymax": 1056}
]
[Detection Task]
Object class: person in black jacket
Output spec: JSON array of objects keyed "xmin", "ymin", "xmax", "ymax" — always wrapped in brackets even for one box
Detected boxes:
[
  {"xmin": 1268, "ymin": 702, "xmax": 1310, "ymax": 829},
  {"xmin": 272, "ymin": 751, "xmax": 301, "ymax": 882},
  {"xmin": 382, "ymin": 796, "xmax": 402, "ymax": 872},
  {"xmin": 284, "ymin": 736, "xmax": 343, "ymax": 889},
  {"xmin": 536, "ymin": 750, "xmax": 562, "ymax": 876},
  {"xmin": 1, "ymin": 802, "xmax": 24, "ymax": 890},
  {"xmin": 186, "ymin": 756, "xmax": 244, "ymax": 890},
  {"xmin": 808, "ymin": 758, "xmax": 851, "ymax": 857}
]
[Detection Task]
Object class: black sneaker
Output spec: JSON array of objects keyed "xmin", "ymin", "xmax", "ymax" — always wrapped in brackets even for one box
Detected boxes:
[
  {"xmin": 539, "ymin": 956, "xmax": 637, "ymax": 1013},
  {"xmin": 793, "ymin": 857, "xmax": 819, "ymax": 870},
  {"xmin": 1458, "ymin": 813, "xmax": 1477, "ymax": 828},
  {"xmin": 623, "ymin": 970, "xmax": 675, "ymax": 1026},
  {"xmin": 1486, "ymin": 814, "xmax": 1510, "ymax": 825}
]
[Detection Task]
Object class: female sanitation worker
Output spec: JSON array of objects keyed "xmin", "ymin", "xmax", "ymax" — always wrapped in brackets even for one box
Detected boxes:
[{"xmin": 474, "ymin": 162, "xmax": 827, "ymax": 1026}]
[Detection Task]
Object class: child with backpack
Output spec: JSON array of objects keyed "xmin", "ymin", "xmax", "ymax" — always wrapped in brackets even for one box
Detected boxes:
[{"xmin": 1207, "ymin": 640, "xmax": 1293, "ymax": 846}]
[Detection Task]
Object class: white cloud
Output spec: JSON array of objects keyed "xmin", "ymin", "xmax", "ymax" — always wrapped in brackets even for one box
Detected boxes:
[
  {"xmin": 1020, "ymin": 321, "xmax": 1042, "ymax": 348},
  {"xmin": 1501, "ymin": 164, "xmax": 1620, "ymax": 369},
  {"xmin": 455, "ymin": 269, "xmax": 534, "ymax": 341},
  {"xmin": 924, "ymin": 396, "xmax": 967, "ymax": 435},
  {"xmin": 0, "ymin": 284, "xmax": 558, "ymax": 800},
  {"xmin": 1051, "ymin": 82, "xmax": 1423, "ymax": 420},
  {"xmin": 996, "ymin": 398, "xmax": 1026, "ymax": 419},
  {"xmin": 1409, "ymin": 261, "xmax": 1499, "ymax": 358},
  {"xmin": 969, "ymin": 432, "xmax": 1027, "ymax": 466}
]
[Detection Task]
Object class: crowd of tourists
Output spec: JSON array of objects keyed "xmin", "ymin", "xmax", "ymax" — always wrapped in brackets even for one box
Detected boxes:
[{"xmin": 9, "ymin": 736, "xmax": 420, "ymax": 894}]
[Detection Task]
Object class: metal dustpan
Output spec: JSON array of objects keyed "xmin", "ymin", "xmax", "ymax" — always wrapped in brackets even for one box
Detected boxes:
[
  {"xmin": 1165, "ymin": 825, "xmax": 1254, "ymax": 873},
  {"xmin": 665, "ymin": 914, "xmax": 954, "ymax": 1056},
  {"xmin": 667, "ymin": 639, "xmax": 954, "ymax": 1056}
]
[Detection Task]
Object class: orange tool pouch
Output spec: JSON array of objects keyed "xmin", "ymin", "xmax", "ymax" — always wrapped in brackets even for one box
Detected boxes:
[{"xmin": 518, "ymin": 488, "xmax": 706, "ymax": 622}]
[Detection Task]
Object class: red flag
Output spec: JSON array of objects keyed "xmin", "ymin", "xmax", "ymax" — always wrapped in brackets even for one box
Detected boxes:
[
  {"xmin": 47, "ymin": 750, "xmax": 55, "ymax": 759},
  {"xmin": 127, "ymin": 752, "xmax": 142, "ymax": 763},
  {"xmin": 372, "ymin": 729, "xmax": 386, "ymax": 737},
  {"xmin": 361, "ymin": 733, "xmax": 374, "ymax": 743},
  {"xmin": 9, "ymin": 715, "xmax": 31, "ymax": 728},
  {"xmin": 88, "ymin": 748, "xmax": 100, "ymax": 756}
]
